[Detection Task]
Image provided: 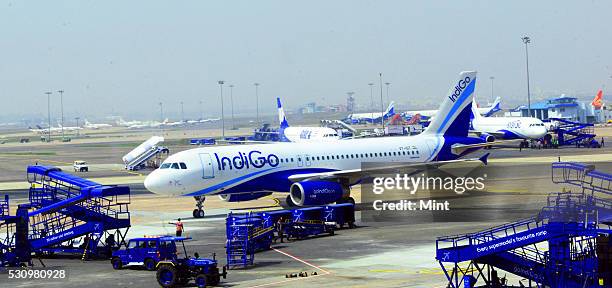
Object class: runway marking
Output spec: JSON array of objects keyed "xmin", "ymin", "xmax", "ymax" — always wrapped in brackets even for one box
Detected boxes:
[
  {"xmin": 245, "ymin": 248, "xmax": 332, "ymax": 288},
  {"xmin": 271, "ymin": 248, "xmax": 331, "ymax": 274}
]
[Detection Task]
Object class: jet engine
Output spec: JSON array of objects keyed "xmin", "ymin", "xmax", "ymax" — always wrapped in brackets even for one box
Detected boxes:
[{"xmin": 289, "ymin": 181, "xmax": 348, "ymax": 206}]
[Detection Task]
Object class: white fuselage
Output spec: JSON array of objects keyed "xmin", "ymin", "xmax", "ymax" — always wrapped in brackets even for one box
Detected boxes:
[
  {"xmin": 144, "ymin": 134, "xmax": 440, "ymax": 197},
  {"xmin": 472, "ymin": 116, "xmax": 548, "ymax": 140},
  {"xmin": 282, "ymin": 127, "xmax": 341, "ymax": 142}
]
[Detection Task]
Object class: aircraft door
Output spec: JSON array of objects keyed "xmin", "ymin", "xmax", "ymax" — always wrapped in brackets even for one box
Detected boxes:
[
  {"xmin": 198, "ymin": 153, "xmax": 215, "ymax": 179},
  {"xmin": 297, "ymin": 155, "xmax": 304, "ymax": 167},
  {"xmin": 305, "ymin": 154, "xmax": 312, "ymax": 167}
]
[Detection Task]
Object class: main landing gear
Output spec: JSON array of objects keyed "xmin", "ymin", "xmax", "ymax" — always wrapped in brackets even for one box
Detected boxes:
[{"xmin": 193, "ymin": 196, "xmax": 205, "ymax": 218}]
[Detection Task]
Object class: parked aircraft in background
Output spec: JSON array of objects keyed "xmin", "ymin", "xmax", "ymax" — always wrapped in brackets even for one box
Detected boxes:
[
  {"xmin": 83, "ymin": 119, "xmax": 112, "ymax": 129},
  {"xmin": 277, "ymin": 97, "xmax": 341, "ymax": 142},
  {"xmin": 345, "ymin": 101, "xmax": 395, "ymax": 124},
  {"xmin": 469, "ymin": 98, "xmax": 547, "ymax": 143},
  {"xmin": 403, "ymin": 96, "xmax": 501, "ymax": 121},
  {"xmin": 144, "ymin": 71, "xmax": 491, "ymax": 218}
]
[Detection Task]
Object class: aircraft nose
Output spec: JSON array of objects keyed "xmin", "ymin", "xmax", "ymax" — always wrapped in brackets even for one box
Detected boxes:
[{"xmin": 144, "ymin": 170, "xmax": 166, "ymax": 194}]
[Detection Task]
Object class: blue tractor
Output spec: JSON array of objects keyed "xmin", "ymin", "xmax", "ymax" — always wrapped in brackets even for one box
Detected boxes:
[{"xmin": 155, "ymin": 238, "xmax": 227, "ymax": 288}]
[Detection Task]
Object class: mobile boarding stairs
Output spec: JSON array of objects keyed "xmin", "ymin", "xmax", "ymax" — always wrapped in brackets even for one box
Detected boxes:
[
  {"xmin": 436, "ymin": 162, "xmax": 612, "ymax": 287},
  {"xmin": 0, "ymin": 166, "xmax": 131, "ymax": 267}
]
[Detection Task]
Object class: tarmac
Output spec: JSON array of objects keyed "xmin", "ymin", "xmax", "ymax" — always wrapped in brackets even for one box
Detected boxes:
[{"xmin": 1, "ymin": 126, "xmax": 611, "ymax": 287}]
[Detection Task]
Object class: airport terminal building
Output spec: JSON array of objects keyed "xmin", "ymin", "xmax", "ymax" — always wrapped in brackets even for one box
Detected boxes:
[{"xmin": 505, "ymin": 95, "xmax": 610, "ymax": 123}]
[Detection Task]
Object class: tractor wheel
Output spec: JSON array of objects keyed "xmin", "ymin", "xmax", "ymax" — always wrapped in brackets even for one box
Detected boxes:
[
  {"xmin": 144, "ymin": 258, "xmax": 156, "ymax": 271},
  {"xmin": 195, "ymin": 274, "xmax": 207, "ymax": 288},
  {"xmin": 111, "ymin": 257, "xmax": 122, "ymax": 270},
  {"xmin": 207, "ymin": 274, "xmax": 220, "ymax": 286},
  {"xmin": 157, "ymin": 264, "xmax": 179, "ymax": 288}
]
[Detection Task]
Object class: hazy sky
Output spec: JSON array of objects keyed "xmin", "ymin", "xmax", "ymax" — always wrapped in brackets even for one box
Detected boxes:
[{"xmin": 1, "ymin": 0, "xmax": 611, "ymax": 122}]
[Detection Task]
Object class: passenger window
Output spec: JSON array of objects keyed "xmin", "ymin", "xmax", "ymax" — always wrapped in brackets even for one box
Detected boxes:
[
  {"xmin": 140, "ymin": 241, "xmax": 147, "ymax": 248},
  {"xmin": 128, "ymin": 241, "xmax": 138, "ymax": 249},
  {"xmin": 171, "ymin": 163, "xmax": 179, "ymax": 169},
  {"xmin": 160, "ymin": 163, "xmax": 171, "ymax": 169},
  {"xmin": 148, "ymin": 241, "xmax": 157, "ymax": 248},
  {"xmin": 179, "ymin": 163, "xmax": 187, "ymax": 169}
]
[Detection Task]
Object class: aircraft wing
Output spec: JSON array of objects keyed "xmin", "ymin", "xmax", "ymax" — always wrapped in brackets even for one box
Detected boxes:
[
  {"xmin": 450, "ymin": 140, "xmax": 521, "ymax": 155},
  {"xmin": 471, "ymin": 131, "xmax": 507, "ymax": 139},
  {"xmin": 287, "ymin": 153, "xmax": 489, "ymax": 183}
]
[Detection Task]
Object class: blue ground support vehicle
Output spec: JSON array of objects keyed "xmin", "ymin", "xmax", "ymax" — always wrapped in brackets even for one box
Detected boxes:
[
  {"xmin": 111, "ymin": 236, "xmax": 186, "ymax": 271},
  {"xmin": 156, "ymin": 240, "xmax": 227, "ymax": 288}
]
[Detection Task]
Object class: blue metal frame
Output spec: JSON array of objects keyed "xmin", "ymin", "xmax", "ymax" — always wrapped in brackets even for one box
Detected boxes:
[
  {"xmin": 1, "ymin": 166, "xmax": 131, "ymax": 267},
  {"xmin": 436, "ymin": 162, "xmax": 612, "ymax": 287}
]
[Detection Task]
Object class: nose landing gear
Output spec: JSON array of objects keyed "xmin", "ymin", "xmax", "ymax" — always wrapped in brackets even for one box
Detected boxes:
[{"xmin": 193, "ymin": 196, "xmax": 205, "ymax": 218}]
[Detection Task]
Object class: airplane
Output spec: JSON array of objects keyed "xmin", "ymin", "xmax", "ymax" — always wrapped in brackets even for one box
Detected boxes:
[
  {"xmin": 29, "ymin": 125, "xmax": 61, "ymax": 134},
  {"xmin": 345, "ymin": 101, "xmax": 395, "ymax": 124},
  {"xmin": 162, "ymin": 119, "xmax": 185, "ymax": 127},
  {"xmin": 144, "ymin": 71, "xmax": 491, "ymax": 218},
  {"xmin": 403, "ymin": 96, "xmax": 501, "ymax": 121},
  {"xmin": 469, "ymin": 98, "xmax": 547, "ymax": 144},
  {"xmin": 57, "ymin": 123, "xmax": 83, "ymax": 132},
  {"xmin": 199, "ymin": 118, "xmax": 220, "ymax": 123},
  {"xmin": 277, "ymin": 97, "xmax": 341, "ymax": 142},
  {"xmin": 83, "ymin": 119, "xmax": 112, "ymax": 129},
  {"xmin": 116, "ymin": 117, "xmax": 144, "ymax": 127}
]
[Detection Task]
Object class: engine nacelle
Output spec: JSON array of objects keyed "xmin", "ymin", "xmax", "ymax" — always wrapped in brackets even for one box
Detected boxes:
[
  {"xmin": 219, "ymin": 192, "xmax": 272, "ymax": 202},
  {"xmin": 479, "ymin": 133, "xmax": 495, "ymax": 143},
  {"xmin": 289, "ymin": 181, "xmax": 348, "ymax": 206}
]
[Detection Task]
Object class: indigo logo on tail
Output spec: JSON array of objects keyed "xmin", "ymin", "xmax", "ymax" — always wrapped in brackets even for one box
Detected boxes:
[{"xmin": 448, "ymin": 77, "xmax": 472, "ymax": 103}]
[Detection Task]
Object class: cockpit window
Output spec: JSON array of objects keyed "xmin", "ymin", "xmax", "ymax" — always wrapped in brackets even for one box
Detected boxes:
[
  {"xmin": 179, "ymin": 163, "xmax": 187, "ymax": 169},
  {"xmin": 171, "ymin": 163, "xmax": 180, "ymax": 169},
  {"xmin": 160, "ymin": 163, "xmax": 171, "ymax": 169}
]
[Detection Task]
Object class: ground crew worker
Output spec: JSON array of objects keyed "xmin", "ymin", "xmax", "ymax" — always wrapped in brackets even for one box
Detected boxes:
[
  {"xmin": 275, "ymin": 217, "xmax": 284, "ymax": 243},
  {"xmin": 169, "ymin": 218, "xmax": 184, "ymax": 236}
]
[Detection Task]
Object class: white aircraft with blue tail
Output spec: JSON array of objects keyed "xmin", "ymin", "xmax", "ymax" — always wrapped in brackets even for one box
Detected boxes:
[
  {"xmin": 144, "ymin": 71, "xmax": 491, "ymax": 218},
  {"xmin": 276, "ymin": 97, "xmax": 341, "ymax": 142},
  {"xmin": 345, "ymin": 101, "xmax": 395, "ymax": 124},
  {"xmin": 469, "ymin": 98, "xmax": 548, "ymax": 143}
]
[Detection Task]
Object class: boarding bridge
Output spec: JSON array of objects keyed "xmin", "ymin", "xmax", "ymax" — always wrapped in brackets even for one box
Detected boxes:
[
  {"xmin": 549, "ymin": 118, "xmax": 599, "ymax": 147},
  {"xmin": 436, "ymin": 162, "xmax": 612, "ymax": 288},
  {"xmin": 0, "ymin": 166, "xmax": 131, "ymax": 267},
  {"xmin": 123, "ymin": 136, "xmax": 169, "ymax": 170}
]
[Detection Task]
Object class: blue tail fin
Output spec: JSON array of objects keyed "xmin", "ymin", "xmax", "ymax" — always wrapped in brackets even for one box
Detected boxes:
[
  {"xmin": 384, "ymin": 101, "xmax": 395, "ymax": 118},
  {"xmin": 277, "ymin": 97, "xmax": 290, "ymax": 142},
  {"xmin": 483, "ymin": 96, "xmax": 501, "ymax": 117},
  {"xmin": 422, "ymin": 71, "xmax": 477, "ymax": 137},
  {"xmin": 277, "ymin": 97, "xmax": 290, "ymax": 129}
]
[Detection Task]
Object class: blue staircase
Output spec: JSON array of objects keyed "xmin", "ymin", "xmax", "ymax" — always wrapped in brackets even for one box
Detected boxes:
[
  {"xmin": 225, "ymin": 212, "xmax": 274, "ymax": 268},
  {"xmin": 436, "ymin": 162, "xmax": 612, "ymax": 288},
  {"xmin": 550, "ymin": 118, "xmax": 599, "ymax": 147},
  {"xmin": 0, "ymin": 166, "xmax": 131, "ymax": 267}
]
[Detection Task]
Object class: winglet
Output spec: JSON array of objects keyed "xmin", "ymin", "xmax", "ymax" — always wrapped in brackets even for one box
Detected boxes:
[{"xmin": 479, "ymin": 153, "xmax": 490, "ymax": 165}]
